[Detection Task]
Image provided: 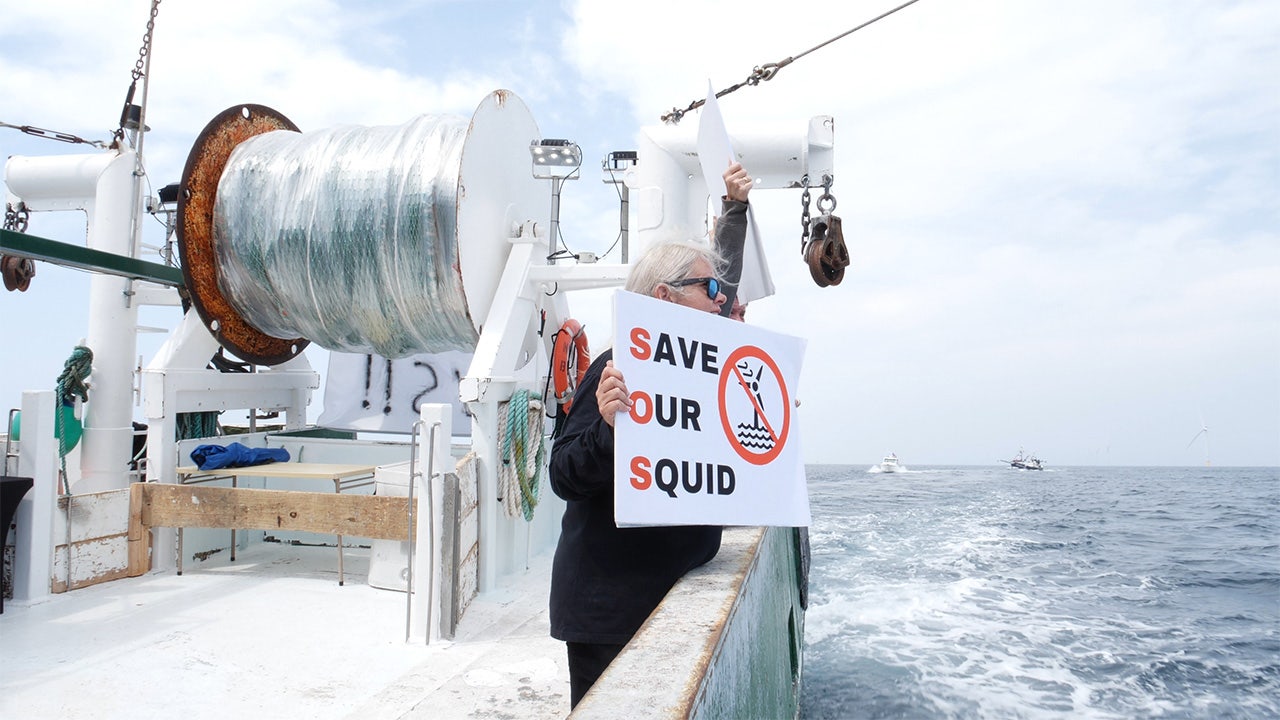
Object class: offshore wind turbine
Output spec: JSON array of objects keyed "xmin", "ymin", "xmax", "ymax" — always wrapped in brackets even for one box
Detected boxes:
[{"xmin": 1187, "ymin": 416, "xmax": 1210, "ymax": 467}]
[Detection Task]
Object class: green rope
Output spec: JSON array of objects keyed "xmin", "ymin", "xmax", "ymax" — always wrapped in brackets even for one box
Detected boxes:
[
  {"xmin": 55, "ymin": 345, "xmax": 93, "ymax": 406},
  {"xmin": 176, "ymin": 411, "xmax": 220, "ymax": 440},
  {"xmin": 54, "ymin": 345, "xmax": 93, "ymax": 483},
  {"xmin": 502, "ymin": 389, "xmax": 545, "ymax": 522}
]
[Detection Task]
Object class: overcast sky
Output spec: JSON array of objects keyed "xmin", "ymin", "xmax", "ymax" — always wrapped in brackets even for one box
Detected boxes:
[{"xmin": 2, "ymin": 0, "xmax": 1276, "ymax": 467}]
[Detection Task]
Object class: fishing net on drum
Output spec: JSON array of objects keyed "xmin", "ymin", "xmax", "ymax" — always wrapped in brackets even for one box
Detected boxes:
[{"xmin": 213, "ymin": 115, "xmax": 477, "ymax": 358}]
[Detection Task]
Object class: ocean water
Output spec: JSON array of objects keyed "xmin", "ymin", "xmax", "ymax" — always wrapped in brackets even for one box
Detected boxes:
[{"xmin": 799, "ymin": 465, "xmax": 1280, "ymax": 719}]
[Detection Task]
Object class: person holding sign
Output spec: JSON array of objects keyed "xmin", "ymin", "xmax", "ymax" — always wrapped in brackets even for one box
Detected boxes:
[{"xmin": 549, "ymin": 239, "xmax": 728, "ymax": 709}]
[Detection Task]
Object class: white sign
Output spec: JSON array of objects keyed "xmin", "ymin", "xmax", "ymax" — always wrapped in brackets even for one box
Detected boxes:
[
  {"xmin": 612, "ymin": 291, "xmax": 809, "ymax": 527},
  {"xmin": 696, "ymin": 80, "xmax": 775, "ymax": 303},
  {"xmin": 319, "ymin": 350, "xmax": 473, "ymax": 434}
]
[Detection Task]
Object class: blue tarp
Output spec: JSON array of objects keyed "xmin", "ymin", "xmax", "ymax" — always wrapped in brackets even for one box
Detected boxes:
[{"xmin": 190, "ymin": 442, "xmax": 290, "ymax": 471}]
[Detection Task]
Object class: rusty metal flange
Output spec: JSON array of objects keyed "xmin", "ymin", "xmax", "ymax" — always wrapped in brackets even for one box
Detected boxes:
[{"xmin": 177, "ymin": 104, "xmax": 309, "ymax": 366}]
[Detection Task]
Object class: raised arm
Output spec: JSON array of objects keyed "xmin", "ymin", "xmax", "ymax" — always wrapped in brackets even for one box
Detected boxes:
[{"xmin": 714, "ymin": 161, "xmax": 751, "ymax": 317}]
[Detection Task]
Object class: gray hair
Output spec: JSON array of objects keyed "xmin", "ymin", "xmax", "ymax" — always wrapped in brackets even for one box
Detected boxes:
[{"xmin": 625, "ymin": 239, "xmax": 726, "ymax": 299}]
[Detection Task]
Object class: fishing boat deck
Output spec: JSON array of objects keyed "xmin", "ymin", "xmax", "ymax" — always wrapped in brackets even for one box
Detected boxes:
[{"xmin": 1, "ymin": 543, "xmax": 569, "ymax": 719}]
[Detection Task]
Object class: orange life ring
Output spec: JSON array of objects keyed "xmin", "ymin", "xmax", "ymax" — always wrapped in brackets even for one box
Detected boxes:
[{"xmin": 552, "ymin": 319, "xmax": 590, "ymax": 413}]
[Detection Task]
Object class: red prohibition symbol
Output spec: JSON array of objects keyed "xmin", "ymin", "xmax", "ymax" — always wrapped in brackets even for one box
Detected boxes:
[{"xmin": 717, "ymin": 345, "xmax": 790, "ymax": 466}]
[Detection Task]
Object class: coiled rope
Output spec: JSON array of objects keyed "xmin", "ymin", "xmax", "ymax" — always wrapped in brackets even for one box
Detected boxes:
[
  {"xmin": 497, "ymin": 389, "xmax": 545, "ymax": 521},
  {"xmin": 213, "ymin": 115, "xmax": 478, "ymax": 358},
  {"xmin": 54, "ymin": 345, "xmax": 93, "ymax": 482},
  {"xmin": 55, "ymin": 346, "xmax": 93, "ymax": 408},
  {"xmin": 176, "ymin": 412, "xmax": 219, "ymax": 440}
]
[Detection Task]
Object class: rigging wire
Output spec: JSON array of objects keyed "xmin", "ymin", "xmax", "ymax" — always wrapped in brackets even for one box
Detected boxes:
[
  {"xmin": 660, "ymin": 0, "xmax": 926, "ymax": 124},
  {"xmin": 0, "ymin": 121, "xmax": 110, "ymax": 149}
]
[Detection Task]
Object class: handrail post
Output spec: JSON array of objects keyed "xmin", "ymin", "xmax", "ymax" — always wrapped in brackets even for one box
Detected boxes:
[{"xmin": 405, "ymin": 420, "xmax": 423, "ymax": 643}]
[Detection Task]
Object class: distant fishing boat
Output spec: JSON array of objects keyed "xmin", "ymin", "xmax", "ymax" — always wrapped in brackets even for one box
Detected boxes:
[{"xmin": 1004, "ymin": 450, "xmax": 1044, "ymax": 470}]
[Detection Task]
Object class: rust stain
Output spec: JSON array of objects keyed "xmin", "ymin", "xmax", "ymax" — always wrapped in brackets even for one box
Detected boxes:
[
  {"xmin": 192, "ymin": 547, "xmax": 225, "ymax": 562},
  {"xmin": 177, "ymin": 104, "xmax": 310, "ymax": 365}
]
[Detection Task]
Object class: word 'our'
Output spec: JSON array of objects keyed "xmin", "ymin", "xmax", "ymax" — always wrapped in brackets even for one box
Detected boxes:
[{"xmin": 629, "ymin": 391, "xmax": 701, "ymax": 430}]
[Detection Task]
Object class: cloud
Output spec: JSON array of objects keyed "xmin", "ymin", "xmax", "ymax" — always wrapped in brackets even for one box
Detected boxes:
[{"xmin": 2, "ymin": 0, "xmax": 1277, "ymax": 465}]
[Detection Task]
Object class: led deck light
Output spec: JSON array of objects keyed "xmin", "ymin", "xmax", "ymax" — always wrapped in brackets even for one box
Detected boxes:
[{"xmin": 530, "ymin": 138, "xmax": 583, "ymax": 179}]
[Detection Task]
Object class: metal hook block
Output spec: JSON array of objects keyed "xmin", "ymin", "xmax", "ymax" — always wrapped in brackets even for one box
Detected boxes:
[{"xmin": 804, "ymin": 214, "xmax": 849, "ymax": 287}]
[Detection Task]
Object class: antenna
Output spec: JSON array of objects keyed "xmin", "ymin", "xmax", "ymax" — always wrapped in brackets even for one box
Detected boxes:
[{"xmin": 1186, "ymin": 414, "xmax": 1210, "ymax": 467}]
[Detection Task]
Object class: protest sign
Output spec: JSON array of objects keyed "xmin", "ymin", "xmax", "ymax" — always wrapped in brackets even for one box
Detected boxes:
[
  {"xmin": 320, "ymin": 350, "xmax": 473, "ymax": 433},
  {"xmin": 612, "ymin": 291, "xmax": 809, "ymax": 527}
]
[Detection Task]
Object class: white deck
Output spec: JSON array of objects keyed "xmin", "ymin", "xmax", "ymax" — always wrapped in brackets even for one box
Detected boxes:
[{"xmin": 1, "ymin": 543, "xmax": 569, "ymax": 719}]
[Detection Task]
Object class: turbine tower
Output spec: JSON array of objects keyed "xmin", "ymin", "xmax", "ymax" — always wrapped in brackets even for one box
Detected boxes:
[{"xmin": 1187, "ymin": 417, "xmax": 1210, "ymax": 467}]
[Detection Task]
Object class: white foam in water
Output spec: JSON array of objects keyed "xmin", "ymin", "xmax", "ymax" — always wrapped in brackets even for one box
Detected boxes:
[{"xmin": 801, "ymin": 465, "xmax": 1280, "ymax": 719}]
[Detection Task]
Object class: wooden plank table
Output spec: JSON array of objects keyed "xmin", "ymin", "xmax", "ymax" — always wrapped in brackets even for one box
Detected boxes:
[{"xmin": 174, "ymin": 462, "xmax": 378, "ymax": 585}]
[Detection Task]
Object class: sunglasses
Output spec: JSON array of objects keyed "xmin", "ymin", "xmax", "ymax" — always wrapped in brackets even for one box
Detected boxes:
[{"xmin": 666, "ymin": 276, "xmax": 722, "ymax": 300}]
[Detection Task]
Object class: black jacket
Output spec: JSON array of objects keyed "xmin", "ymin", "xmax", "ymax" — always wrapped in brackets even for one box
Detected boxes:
[
  {"xmin": 549, "ymin": 348, "xmax": 723, "ymax": 644},
  {"xmin": 715, "ymin": 197, "xmax": 749, "ymax": 317}
]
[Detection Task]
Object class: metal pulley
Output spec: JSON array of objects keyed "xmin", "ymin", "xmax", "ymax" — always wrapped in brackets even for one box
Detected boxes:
[
  {"xmin": 799, "ymin": 177, "xmax": 849, "ymax": 287},
  {"xmin": 2, "ymin": 202, "xmax": 35, "ymax": 291},
  {"xmin": 1, "ymin": 255, "xmax": 36, "ymax": 292},
  {"xmin": 804, "ymin": 214, "xmax": 848, "ymax": 287}
]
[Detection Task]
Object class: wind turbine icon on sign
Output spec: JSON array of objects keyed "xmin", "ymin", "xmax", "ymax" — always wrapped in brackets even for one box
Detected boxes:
[{"xmin": 1187, "ymin": 415, "xmax": 1210, "ymax": 467}]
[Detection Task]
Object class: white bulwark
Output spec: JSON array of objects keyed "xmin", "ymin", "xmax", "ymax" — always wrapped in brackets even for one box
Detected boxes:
[{"xmin": 612, "ymin": 291, "xmax": 810, "ymax": 527}]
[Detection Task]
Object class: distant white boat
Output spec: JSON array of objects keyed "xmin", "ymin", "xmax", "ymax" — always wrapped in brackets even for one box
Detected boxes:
[
  {"xmin": 1004, "ymin": 449, "xmax": 1044, "ymax": 471},
  {"xmin": 879, "ymin": 453, "xmax": 904, "ymax": 473}
]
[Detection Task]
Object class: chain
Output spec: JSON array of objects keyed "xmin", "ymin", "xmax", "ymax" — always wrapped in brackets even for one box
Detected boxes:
[
  {"xmin": 816, "ymin": 174, "xmax": 837, "ymax": 214},
  {"xmin": 800, "ymin": 177, "xmax": 812, "ymax": 251},
  {"xmin": 660, "ymin": 0, "xmax": 926, "ymax": 123},
  {"xmin": 115, "ymin": 0, "xmax": 161, "ymax": 144},
  {"xmin": 4, "ymin": 202, "xmax": 30, "ymax": 233},
  {"xmin": 799, "ymin": 175, "xmax": 838, "ymax": 253},
  {"xmin": 132, "ymin": 0, "xmax": 161, "ymax": 82}
]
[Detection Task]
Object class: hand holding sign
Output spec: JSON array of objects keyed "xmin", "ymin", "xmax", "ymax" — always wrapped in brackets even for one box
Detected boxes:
[
  {"xmin": 723, "ymin": 161, "xmax": 753, "ymax": 203},
  {"xmin": 596, "ymin": 360, "xmax": 631, "ymax": 427}
]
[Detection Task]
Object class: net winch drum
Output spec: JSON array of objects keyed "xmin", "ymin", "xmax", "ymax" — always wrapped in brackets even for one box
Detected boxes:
[{"xmin": 177, "ymin": 90, "xmax": 544, "ymax": 366}]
